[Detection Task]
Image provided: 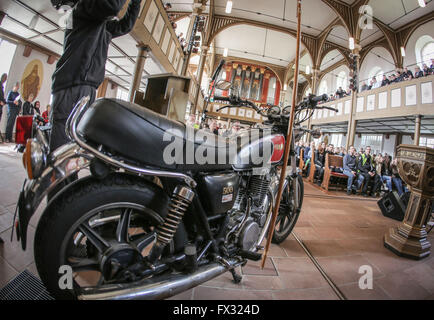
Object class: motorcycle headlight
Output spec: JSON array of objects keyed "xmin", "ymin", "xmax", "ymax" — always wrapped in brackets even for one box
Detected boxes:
[{"xmin": 22, "ymin": 139, "xmax": 47, "ymax": 180}]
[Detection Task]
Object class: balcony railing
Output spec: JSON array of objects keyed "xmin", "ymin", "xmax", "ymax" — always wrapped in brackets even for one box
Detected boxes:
[{"xmin": 131, "ymin": 0, "xmax": 185, "ymax": 75}]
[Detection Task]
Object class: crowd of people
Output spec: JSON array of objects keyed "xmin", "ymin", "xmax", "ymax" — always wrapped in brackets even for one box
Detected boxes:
[
  {"xmin": 321, "ymin": 60, "xmax": 434, "ymax": 103},
  {"xmin": 164, "ymin": 3, "xmax": 189, "ymax": 53},
  {"xmin": 295, "ymin": 141, "xmax": 408, "ymax": 198},
  {"xmin": 360, "ymin": 60, "xmax": 434, "ymax": 92},
  {"xmin": 187, "ymin": 115, "xmax": 244, "ymax": 137},
  {"xmin": 0, "ymin": 72, "xmax": 50, "ymax": 144}
]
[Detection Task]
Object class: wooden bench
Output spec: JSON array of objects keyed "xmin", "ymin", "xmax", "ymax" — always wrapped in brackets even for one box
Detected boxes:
[
  {"xmin": 307, "ymin": 149, "xmax": 316, "ymax": 183},
  {"xmin": 321, "ymin": 153, "xmax": 348, "ymax": 191},
  {"xmin": 298, "ymin": 148, "xmax": 305, "ymax": 172}
]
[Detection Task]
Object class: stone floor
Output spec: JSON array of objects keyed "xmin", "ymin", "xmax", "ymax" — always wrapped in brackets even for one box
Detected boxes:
[{"xmin": 0, "ymin": 142, "xmax": 433, "ymax": 300}]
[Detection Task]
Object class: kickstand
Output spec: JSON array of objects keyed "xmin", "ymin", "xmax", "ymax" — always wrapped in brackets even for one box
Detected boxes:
[{"xmin": 230, "ymin": 268, "xmax": 242, "ymax": 284}]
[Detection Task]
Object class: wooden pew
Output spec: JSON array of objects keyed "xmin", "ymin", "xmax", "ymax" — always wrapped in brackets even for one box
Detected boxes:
[
  {"xmin": 307, "ymin": 149, "xmax": 316, "ymax": 183},
  {"xmin": 298, "ymin": 148, "xmax": 305, "ymax": 171},
  {"xmin": 321, "ymin": 153, "xmax": 348, "ymax": 191}
]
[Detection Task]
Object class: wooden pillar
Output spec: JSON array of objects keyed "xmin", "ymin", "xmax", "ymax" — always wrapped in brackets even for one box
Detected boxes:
[
  {"xmin": 384, "ymin": 145, "xmax": 434, "ymax": 260},
  {"xmin": 346, "ymin": 90, "xmax": 358, "ymax": 148},
  {"xmin": 97, "ymin": 78, "xmax": 109, "ymax": 98},
  {"xmin": 128, "ymin": 45, "xmax": 150, "ymax": 102},
  {"xmin": 414, "ymin": 115, "xmax": 422, "ymax": 146},
  {"xmin": 192, "ymin": 46, "xmax": 208, "ymax": 114}
]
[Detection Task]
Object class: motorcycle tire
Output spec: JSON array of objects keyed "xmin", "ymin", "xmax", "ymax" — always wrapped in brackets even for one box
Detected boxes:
[
  {"xmin": 34, "ymin": 173, "xmax": 167, "ymax": 300},
  {"xmin": 271, "ymin": 173, "xmax": 304, "ymax": 244}
]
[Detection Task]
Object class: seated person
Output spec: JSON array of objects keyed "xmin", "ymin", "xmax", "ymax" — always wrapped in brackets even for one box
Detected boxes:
[
  {"xmin": 357, "ymin": 146, "xmax": 382, "ymax": 197},
  {"xmin": 379, "ymin": 154, "xmax": 393, "ymax": 193},
  {"xmin": 390, "ymin": 158, "xmax": 408, "ymax": 196},
  {"xmin": 343, "ymin": 146, "xmax": 360, "ymax": 195},
  {"xmin": 303, "ymin": 141, "xmax": 315, "ymax": 175},
  {"xmin": 314, "ymin": 146, "xmax": 326, "ymax": 186},
  {"xmin": 42, "ymin": 104, "xmax": 51, "ymax": 124}
]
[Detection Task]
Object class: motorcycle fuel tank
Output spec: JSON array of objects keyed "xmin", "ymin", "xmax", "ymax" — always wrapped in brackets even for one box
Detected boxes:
[{"xmin": 232, "ymin": 129, "xmax": 285, "ymax": 171}]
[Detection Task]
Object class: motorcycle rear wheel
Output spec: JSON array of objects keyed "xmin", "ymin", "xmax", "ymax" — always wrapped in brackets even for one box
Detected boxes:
[{"xmin": 34, "ymin": 174, "xmax": 168, "ymax": 300}]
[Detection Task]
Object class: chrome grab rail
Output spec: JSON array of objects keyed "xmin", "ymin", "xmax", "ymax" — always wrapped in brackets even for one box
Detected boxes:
[{"xmin": 69, "ymin": 97, "xmax": 197, "ymax": 188}]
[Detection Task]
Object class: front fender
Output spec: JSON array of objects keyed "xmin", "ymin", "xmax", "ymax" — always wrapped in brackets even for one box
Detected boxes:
[{"xmin": 16, "ymin": 142, "xmax": 92, "ymax": 250}]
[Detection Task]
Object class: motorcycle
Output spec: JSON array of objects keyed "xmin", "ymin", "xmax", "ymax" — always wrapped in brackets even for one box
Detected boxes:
[{"xmin": 14, "ymin": 60, "xmax": 332, "ymax": 300}]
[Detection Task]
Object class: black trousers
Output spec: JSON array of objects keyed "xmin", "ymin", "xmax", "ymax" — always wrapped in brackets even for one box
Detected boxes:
[
  {"xmin": 360, "ymin": 172, "xmax": 382, "ymax": 194},
  {"xmin": 6, "ymin": 105, "xmax": 19, "ymax": 141},
  {"xmin": 315, "ymin": 165, "xmax": 325, "ymax": 182},
  {"xmin": 49, "ymin": 85, "xmax": 96, "ymax": 152}
]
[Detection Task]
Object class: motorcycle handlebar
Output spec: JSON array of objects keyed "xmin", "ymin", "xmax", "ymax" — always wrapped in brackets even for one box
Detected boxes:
[{"xmin": 310, "ymin": 94, "xmax": 328, "ymax": 103}]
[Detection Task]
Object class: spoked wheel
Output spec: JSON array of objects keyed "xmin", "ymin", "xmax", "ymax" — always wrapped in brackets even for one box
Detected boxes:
[
  {"xmin": 34, "ymin": 175, "xmax": 168, "ymax": 300},
  {"xmin": 272, "ymin": 174, "xmax": 304, "ymax": 244},
  {"xmin": 63, "ymin": 204, "xmax": 157, "ymax": 289}
]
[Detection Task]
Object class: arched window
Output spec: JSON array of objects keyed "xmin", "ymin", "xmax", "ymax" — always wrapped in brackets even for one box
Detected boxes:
[
  {"xmin": 336, "ymin": 71, "xmax": 348, "ymax": 91},
  {"xmin": 318, "ymin": 80, "xmax": 328, "ymax": 95},
  {"xmin": 421, "ymin": 42, "xmax": 434, "ymax": 65},
  {"xmin": 415, "ymin": 35, "xmax": 434, "ymax": 68},
  {"xmin": 267, "ymin": 77, "xmax": 276, "ymax": 104},
  {"xmin": 368, "ymin": 66, "xmax": 383, "ymax": 83},
  {"xmin": 305, "ymin": 87, "xmax": 312, "ymax": 97}
]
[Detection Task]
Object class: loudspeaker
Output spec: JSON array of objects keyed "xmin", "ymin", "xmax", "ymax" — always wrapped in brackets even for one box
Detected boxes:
[{"xmin": 377, "ymin": 191, "xmax": 406, "ymax": 221}]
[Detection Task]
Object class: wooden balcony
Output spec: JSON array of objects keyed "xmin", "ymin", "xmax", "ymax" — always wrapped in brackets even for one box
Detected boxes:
[
  {"xmin": 307, "ymin": 75, "xmax": 434, "ymax": 126},
  {"xmin": 130, "ymin": 0, "xmax": 185, "ymax": 75}
]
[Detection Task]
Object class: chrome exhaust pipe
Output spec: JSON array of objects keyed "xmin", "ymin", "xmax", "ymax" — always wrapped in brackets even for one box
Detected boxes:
[{"xmin": 77, "ymin": 261, "xmax": 237, "ymax": 300}]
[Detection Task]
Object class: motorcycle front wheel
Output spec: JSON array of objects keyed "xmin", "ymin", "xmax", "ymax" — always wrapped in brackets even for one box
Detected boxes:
[
  {"xmin": 34, "ymin": 174, "xmax": 169, "ymax": 300},
  {"xmin": 272, "ymin": 173, "xmax": 304, "ymax": 244}
]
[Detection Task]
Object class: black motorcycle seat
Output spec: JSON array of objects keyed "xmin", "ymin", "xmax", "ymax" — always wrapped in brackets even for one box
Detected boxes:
[{"xmin": 77, "ymin": 98, "xmax": 236, "ymax": 172}]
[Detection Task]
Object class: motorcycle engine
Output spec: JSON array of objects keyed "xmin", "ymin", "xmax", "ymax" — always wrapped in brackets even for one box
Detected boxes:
[{"xmin": 226, "ymin": 175, "xmax": 272, "ymax": 252}]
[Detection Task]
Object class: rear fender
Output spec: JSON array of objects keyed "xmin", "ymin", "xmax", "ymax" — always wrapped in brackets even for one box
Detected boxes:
[{"xmin": 17, "ymin": 142, "xmax": 92, "ymax": 250}]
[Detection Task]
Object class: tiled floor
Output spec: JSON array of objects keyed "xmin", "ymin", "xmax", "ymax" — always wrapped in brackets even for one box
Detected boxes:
[{"xmin": 0, "ymin": 142, "xmax": 433, "ymax": 300}]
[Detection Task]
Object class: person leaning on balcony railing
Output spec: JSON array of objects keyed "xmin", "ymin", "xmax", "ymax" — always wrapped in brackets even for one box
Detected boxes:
[
  {"xmin": 336, "ymin": 87, "xmax": 345, "ymax": 99},
  {"xmin": 360, "ymin": 81, "xmax": 368, "ymax": 92},
  {"xmin": 423, "ymin": 64, "xmax": 433, "ymax": 76},
  {"xmin": 415, "ymin": 66, "xmax": 424, "ymax": 78},
  {"xmin": 371, "ymin": 76, "xmax": 381, "ymax": 89},
  {"xmin": 403, "ymin": 67, "xmax": 414, "ymax": 80},
  {"xmin": 381, "ymin": 75, "xmax": 390, "ymax": 87}
]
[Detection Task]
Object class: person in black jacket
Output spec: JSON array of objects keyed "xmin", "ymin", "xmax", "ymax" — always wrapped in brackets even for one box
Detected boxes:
[
  {"xmin": 0, "ymin": 73, "xmax": 7, "ymax": 143},
  {"xmin": 5, "ymin": 82, "xmax": 21, "ymax": 143},
  {"xmin": 415, "ymin": 66, "xmax": 424, "ymax": 78},
  {"xmin": 357, "ymin": 146, "xmax": 381, "ymax": 197},
  {"xmin": 314, "ymin": 146, "xmax": 326, "ymax": 185},
  {"xmin": 22, "ymin": 93, "xmax": 35, "ymax": 115},
  {"xmin": 49, "ymin": 0, "xmax": 142, "ymax": 151}
]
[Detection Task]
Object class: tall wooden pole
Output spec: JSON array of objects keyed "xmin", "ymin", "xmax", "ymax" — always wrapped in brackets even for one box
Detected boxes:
[{"xmin": 261, "ymin": 0, "xmax": 302, "ymax": 269}]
